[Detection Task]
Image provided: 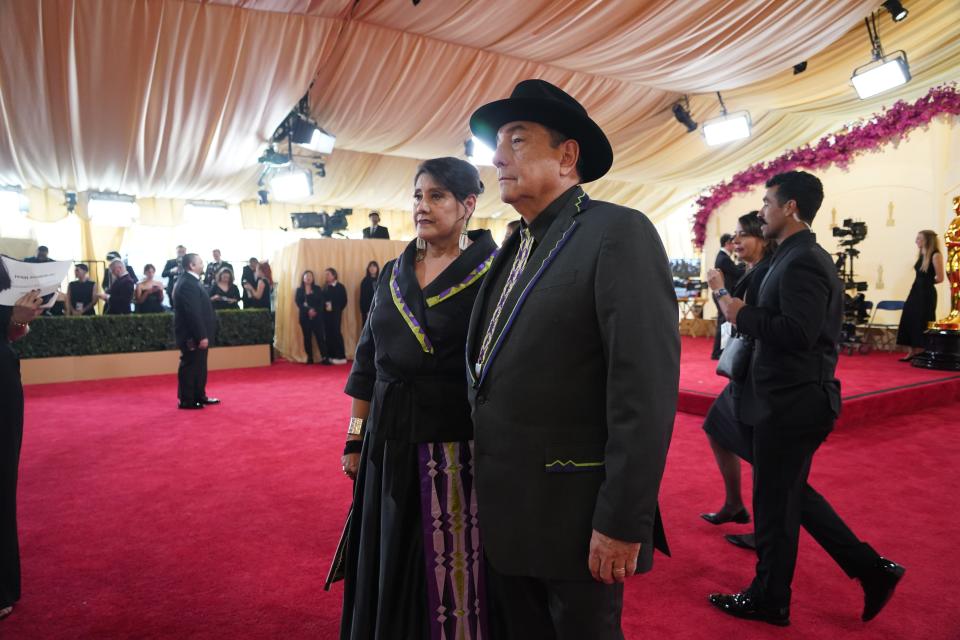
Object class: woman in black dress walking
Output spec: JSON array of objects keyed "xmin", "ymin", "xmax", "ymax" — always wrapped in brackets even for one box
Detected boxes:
[
  {"xmin": 897, "ymin": 230, "xmax": 944, "ymax": 360},
  {"xmin": 336, "ymin": 157, "xmax": 496, "ymax": 640},
  {"xmin": 0, "ymin": 263, "xmax": 43, "ymax": 621}
]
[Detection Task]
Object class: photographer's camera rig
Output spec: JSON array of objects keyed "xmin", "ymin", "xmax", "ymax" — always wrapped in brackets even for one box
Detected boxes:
[
  {"xmin": 290, "ymin": 209, "xmax": 353, "ymax": 237},
  {"xmin": 833, "ymin": 218, "xmax": 870, "ymax": 352}
]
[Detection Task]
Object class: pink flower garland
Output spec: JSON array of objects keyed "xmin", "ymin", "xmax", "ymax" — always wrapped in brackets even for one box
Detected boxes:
[{"xmin": 693, "ymin": 84, "xmax": 960, "ymax": 248}]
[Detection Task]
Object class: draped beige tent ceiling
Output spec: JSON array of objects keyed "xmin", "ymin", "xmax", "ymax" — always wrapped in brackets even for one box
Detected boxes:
[{"xmin": 1, "ymin": 0, "xmax": 958, "ymax": 225}]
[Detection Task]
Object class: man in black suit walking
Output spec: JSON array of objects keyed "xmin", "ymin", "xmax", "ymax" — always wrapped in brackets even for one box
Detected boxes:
[
  {"xmin": 711, "ymin": 233, "xmax": 744, "ymax": 359},
  {"xmin": 173, "ymin": 254, "xmax": 219, "ymax": 410},
  {"xmin": 361, "ymin": 211, "xmax": 390, "ymax": 239},
  {"xmin": 467, "ymin": 79, "xmax": 678, "ymax": 638},
  {"xmin": 708, "ymin": 171, "xmax": 904, "ymax": 626},
  {"xmin": 162, "ymin": 245, "xmax": 187, "ymax": 302}
]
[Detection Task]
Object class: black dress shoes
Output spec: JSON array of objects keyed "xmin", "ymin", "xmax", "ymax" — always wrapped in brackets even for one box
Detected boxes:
[
  {"xmin": 725, "ymin": 533, "xmax": 756, "ymax": 550},
  {"xmin": 200, "ymin": 397, "xmax": 220, "ymax": 405},
  {"xmin": 178, "ymin": 402, "xmax": 204, "ymax": 410},
  {"xmin": 708, "ymin": 592, "xmax": 789, "ymax": 626},
  {"xmin": 859, "ymin": 557, "xmax": 906, "ymax": 621},
  {"xmin": 700, "ymin": 507, "xmax": 750, "ymax": 525}
]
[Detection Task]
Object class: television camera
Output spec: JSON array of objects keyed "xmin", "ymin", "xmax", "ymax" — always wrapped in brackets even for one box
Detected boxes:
[
  {"xmin": 832, "ymin": 218, "xmax": 869, "ymax": 346},
  {"xmin": 290, "ymin": 208, "xmax": 353, "ymax": 237}
]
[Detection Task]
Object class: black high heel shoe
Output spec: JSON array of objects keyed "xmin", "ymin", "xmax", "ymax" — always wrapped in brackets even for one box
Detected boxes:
[{"xmin": 700, "ymin": 507, "xmax": 750, "ymax": 525}]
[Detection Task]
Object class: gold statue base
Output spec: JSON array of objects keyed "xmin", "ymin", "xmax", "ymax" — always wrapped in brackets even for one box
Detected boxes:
[{"xmin": 933, "ymin": 310, "xmax": 960, "ymax": 331}]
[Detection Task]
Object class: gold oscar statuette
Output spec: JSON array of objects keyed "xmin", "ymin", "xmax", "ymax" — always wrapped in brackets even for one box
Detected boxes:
[{"xmin": 934, "ymin": 195, "xmax": 960, "ymax": 330}]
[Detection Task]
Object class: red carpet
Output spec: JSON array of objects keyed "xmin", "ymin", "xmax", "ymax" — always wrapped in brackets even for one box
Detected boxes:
[
  {"xmin": 678, "ymin": 337, "xmax": 960, "ymax": 426},
  {"xmin": 4, "ymin": 362, "xmax": 959, "ymax": 638}
]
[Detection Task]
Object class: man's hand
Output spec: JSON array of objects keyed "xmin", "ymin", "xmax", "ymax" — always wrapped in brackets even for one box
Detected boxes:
[
  {"xmin": 198, "ymin": 338, "xmax": 209, "ymax": 350},
  {"xmin": 308, "ymin": 309, "xmax": 318, "ymax": 320},
  {"xmin": 588, "ymin": 529, "xmax": 641, "ymax": 584}
]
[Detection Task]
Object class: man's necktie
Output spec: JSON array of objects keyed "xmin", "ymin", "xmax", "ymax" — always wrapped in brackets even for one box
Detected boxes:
[{"xmin": 476, "ymin": 228, "xmax": 534, "ymax": 376}]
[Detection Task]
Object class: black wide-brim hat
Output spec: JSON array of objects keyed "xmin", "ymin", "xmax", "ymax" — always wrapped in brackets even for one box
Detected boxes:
[{"xmin": 469, "ymin": 79, "xmax": 613, "ymax": 184}]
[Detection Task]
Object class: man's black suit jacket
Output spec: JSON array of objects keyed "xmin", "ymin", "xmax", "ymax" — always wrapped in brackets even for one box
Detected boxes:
[
  {"xmin": 173, "ymin": 274, "xmax": 217, "ymax": 350},
  {"xmin": 735, "ymin": 230, "xmax": 842, "ymax": 434},
  {"xmin": 715, "ymin": 250, "xmax": 744, "ymax": 292},
  {"xmin": 362, "ymin": 226, "xmax": 390, "ymax": 239},
  {"xmin": 162, "ymin": 257, "xmax": 184, "ymax": 298},
  {"xmin": 466, "ymin": 187, "xmax": 678, "ymax": 581}
]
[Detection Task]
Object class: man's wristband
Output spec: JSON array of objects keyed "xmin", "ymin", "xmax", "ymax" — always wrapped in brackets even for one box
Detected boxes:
[{"xmin": 347, "ymin": 417, "xmax": 365, "ymax": 436}]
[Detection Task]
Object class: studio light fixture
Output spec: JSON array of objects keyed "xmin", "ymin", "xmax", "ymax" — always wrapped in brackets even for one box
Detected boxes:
[
  {"xmin": 793, "ymin": 61, "xmax": 808, "ymax": 75},
  {"xmin": 465, "ymin": 136, "xmax": 495, "ymax": 166},
  {"xmin": 269, "ymin": 168, "xmax": 313, "ymax": 202},
  {"xmin": 671, "ymin": 97, "xmax": 698, "ymax": 132},
  {"xmin": 257, "ymin": 189, "xmax": 269, "ymax": 205},
  {"xmin": 88, "ymin": 191, "xmax": 139, "ymax": 227},
  {"xmin": 882, "ymin": 0, "xmax": 908, "ymax": 22},
  {"xmin": 0, "ymin": 185, "xmax": 29, "ymax": 216},
  {"xmin": 701, "ymin": 92, "xmax": 752, "ymax": 146},
  {"xmin": 64, "ymin": 191, "xmax": 77, "ymax": 214},
  {"xmin": 851, "ymin": 13, "xmax": 911, "ymax": 99}
]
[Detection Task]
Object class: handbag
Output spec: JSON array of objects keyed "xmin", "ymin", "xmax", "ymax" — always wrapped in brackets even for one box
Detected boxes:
[{"xmin": 716, "ymin": 334, "xmax": 753, "ymax": 381}]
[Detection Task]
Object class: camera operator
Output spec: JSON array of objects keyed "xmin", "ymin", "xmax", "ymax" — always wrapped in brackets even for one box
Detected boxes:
[
  {"xmin": 162, "ymin": 245, "xmax": 187, "ymax": 302},
  {"xmin": 897, "ymin": 230, "xmax": 945, "ymax": 361}
]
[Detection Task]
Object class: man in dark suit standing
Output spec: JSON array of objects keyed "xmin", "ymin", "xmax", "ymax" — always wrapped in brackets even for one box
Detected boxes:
[
  {"xmin": 711, "ymin": 233, "xmax": 744, "ymax": 359},
  {"xmin": 361, "ymin": 211, "xmax": 390, "ymax": 239},
  {"xmin": 240, "ymin": 257, "xmax": 258, "ymax": 308},
  {"xmin": 162, "ymin": 245, "xmax": 187, "ymax": 302},
  {"xmin": 467, "ymin": 79, "xmax": 678, "ymax": 638},
  {"xmin": 173, "ymin": 253, "xmax": 219, "ymax": 410},
  {"xmin": 203, "ymin": 249, "xmax": 232, "ymax": 287},
  {"xmin": 708, "ymin": 171, "xmax": 904, "ymax": 626},
  {"xmin": 98, "ymin": 260, "xmax": 135, "ymax": 314}
]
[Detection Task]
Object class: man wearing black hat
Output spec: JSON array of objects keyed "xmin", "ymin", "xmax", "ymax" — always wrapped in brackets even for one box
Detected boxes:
[
  {"xmin": 361, "ymin": 211, "xmax": 390, "ymax": 239},
  {"xmin": 466, "ymin": 79, "xmax": 679, "ymax": 637}
]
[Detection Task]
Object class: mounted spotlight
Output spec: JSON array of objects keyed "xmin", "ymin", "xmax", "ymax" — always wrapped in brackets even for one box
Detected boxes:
[
  {"xmin": 258, "ymin": 146, "xmax": 290, "ymax": 166},
  {"xmin": 0, "ymin": 185, "xmax": 29, "ymax": 215},
  {"xmin": 851, "ymin": 14, "xmax": 911, "ymax": 99},
  {"xmin": 291, "ymin": 116, "xmax": 336, "ymax": 155},
  {"xmin": 793, "ymin": 61, "xmax": 808, "ymax": 75},
  {"xmin": 257, "ymin": 189, "xmax": 269, "ymax": 205},
  {"xmin": 313, "ymin": 161, "xmax": 326, "ymax": 178},
  {"xmin": 269, "ymin": 167, "xmax": 313, "ymax": 202},
  {"xmin": 64, "ymin": 191, "xmax": 77, "ymax": 214},
  {"xmin": 671, "ymin": 97, "xmax": 697, "ymax": 132},
  {"xmin": 88, "ymin": 191, "xmax": 139, "ymax": 227},
  {"xmin": 881, "ymin": 0, "xmax": 908, "ymax": 22},
  {"xmin": 466, "ymin": 136, "xmax": 495, "ymax": 166},
  {"xmin": 701, "ymin": 92, "xmax": 752, "ymax": 146}
]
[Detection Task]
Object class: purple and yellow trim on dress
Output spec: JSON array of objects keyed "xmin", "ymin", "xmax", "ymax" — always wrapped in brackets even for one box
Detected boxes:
[{"xmin": 391, "ymin": 250, "xmax": 497, "ymax": 354}]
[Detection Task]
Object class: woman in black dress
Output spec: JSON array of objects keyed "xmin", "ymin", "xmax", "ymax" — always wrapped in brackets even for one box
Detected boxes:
[
  {"xmin": 323, "ymin": 268, "xmax": 348, "ymax": 364},
  {"xmin": 0, "ymin": 263, "xmax": 43, "ymax": 620},
  {"xmin": 209, "ymin": 268, "xmax": 241, "ymax": 310},
  {"xmin": 700, "ymin": 212, "xmax": 774, "ymax": 537},
  {"xmin": 65, "ymin": 264, "xmax": 97, "ymax": 316},
  {"xmin": 243, "ymin": 262, "xmax": 272, "ymax": 310},
  {"xmin": 358, "ymin": 261, "xmax": 379, "ymax": 328},
  {"xmin": 897, "ymin": 230, "xmax": 945, "ymax": 360},
  {"xmin": 337, "ymin": 157, "xmax": 497, "ymax": 640},
  {"xmin": 295, "ymin": 270, "xmax": 328, "ymax": 365},
  {"xmin": 134, "ymin": 264, "xmax": 166, "ymax": 313}
]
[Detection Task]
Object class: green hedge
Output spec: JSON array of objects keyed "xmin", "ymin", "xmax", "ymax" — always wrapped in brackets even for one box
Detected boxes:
[{"xmin": 13, "ymin": 310, "xmax": 274, "ymax": 358}]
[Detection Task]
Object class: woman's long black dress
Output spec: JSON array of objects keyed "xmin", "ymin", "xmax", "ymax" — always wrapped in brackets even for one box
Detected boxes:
[
  {"xmin": 0, "ymin": 305, "xmax": 24, "ymax": 609},
  {"xmin": 897, "ymin": 252, "xmax": 939, "ymax": 348},
  {"xmin": 359, "ymin": 275, "xmax": 377, "ymax": 327},
  {"xmin": 340, "ymin": 230, "xmax": 498, "ymax": 640},
  {"xmin": 324, "ymin": 282, "xmax": 348, "ymax": 360},
  {"xmin": 135, "ymin": 285, "xmax": 165, "ymax": 314}
]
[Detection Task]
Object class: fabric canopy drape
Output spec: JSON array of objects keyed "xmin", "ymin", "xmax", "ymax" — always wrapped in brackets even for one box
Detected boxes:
[{"xmin": 1, "ymin": 0, "xmax": 958, "ymax": 231}]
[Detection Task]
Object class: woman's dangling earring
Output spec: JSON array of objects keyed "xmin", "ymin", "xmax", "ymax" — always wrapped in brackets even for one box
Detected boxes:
[
  {"xmin": 459, "ymin": 224, "xmax": 469, "ymax": 252},
  {"xmin": 416, "ymin": 236, "xmax": 426, "ymax": 261}
]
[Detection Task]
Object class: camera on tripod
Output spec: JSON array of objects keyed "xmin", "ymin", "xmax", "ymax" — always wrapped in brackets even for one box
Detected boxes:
[
  {"xmin": 832, "ymin": 218, "xmax": 869, "ymax": 339},
  {"xmin": 290, "ymin": 208, "xmax": 353, "ymax": 237}
]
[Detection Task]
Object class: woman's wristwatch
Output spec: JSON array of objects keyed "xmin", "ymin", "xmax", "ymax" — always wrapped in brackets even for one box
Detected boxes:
[{"xmin": 715, "ymin": 288, "xmax": 729, "ymax": 298}]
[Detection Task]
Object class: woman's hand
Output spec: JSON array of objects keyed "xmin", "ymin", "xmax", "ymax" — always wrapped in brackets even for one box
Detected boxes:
[
  {"xmin": 342, "ymin": 453, "xmax": 360, "ymax": 480},
  {"xmin": 706, "ymin": 268, "xmax": 725, "ymax": 292},
  {"xmin": 12, "ymin": 290, "xmax": 43, "ymax": 324},
  {"xmin": 308, "ymin": 308, "xmax": 318, "ymax": 320}
]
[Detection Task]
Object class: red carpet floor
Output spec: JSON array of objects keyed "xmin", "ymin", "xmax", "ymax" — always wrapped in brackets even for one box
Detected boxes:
[
  {"xmin": 678, "ymin": 337, "xmax": 960, "ymax": 426},
  {"xmin": 5, "ymin": 362, "xmax": 960, "ymax": 639}
]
